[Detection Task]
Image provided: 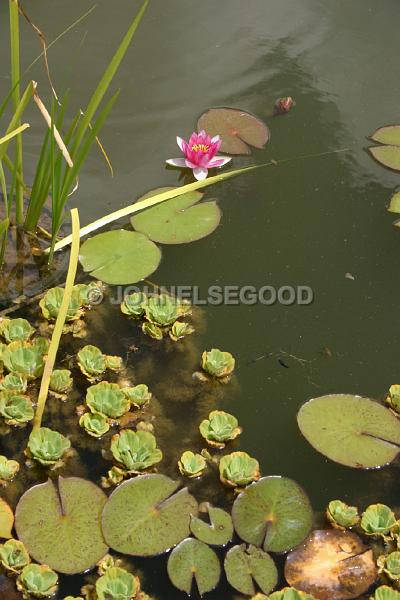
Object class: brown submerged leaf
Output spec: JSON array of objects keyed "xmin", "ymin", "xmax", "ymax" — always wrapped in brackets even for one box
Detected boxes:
[{"xmin": 284, "ymin": 529, "xmax": 377, "ymax": 600}]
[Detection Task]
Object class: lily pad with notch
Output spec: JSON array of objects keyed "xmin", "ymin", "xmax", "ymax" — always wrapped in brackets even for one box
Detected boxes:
[
  {"xmin": 297, "ymin": 394, "xmax": 400, "ymax": 468},
  {"xmin": 369, "ymin": 125, "xmax": 400, "ymax": 172},
  {"xmin": 284, "ymin": 529, "xmax": 377, "ymax": 600},
  {"xmin": 15, "ymin": 477, "xmax": 108, "ymax": 574},
  {"xmin": 190, "ymin": 504, "xmax": 233, "ymax": 546},
  {"xmin": 167, "ymin": 537, "xmax": 221, "ymax": 596},
  {"xmin": 79, "ymin": 230, "xmax": 161, "ymax": 285},
  {"xmin": 197, "ymin": 107, "xmax": 270, "ymax": 155},
  {"xmin": 102, "ymin": 473, "xmax": 198, "ymax": 556},
  {"xmin": 224, "ymin": 544, "xmax": 278, "ymax": 596},
  {"xmin": 131, "ymin": 187, "xmax": 221, "ymax": 244},
  {"xmin": 232, "ymin": 476, "xmax": 313, "ymax": 553}
]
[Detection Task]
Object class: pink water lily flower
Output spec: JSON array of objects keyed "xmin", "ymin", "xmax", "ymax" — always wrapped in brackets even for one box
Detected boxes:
[{"xmin": 166, "ymin": 130, "xmax": 232, "ymax": 180}]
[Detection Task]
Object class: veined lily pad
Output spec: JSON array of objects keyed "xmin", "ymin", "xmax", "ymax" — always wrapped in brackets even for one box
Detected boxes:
[
  {"xmin": 102, "ymin": 474, "xmax": 198, "ymax": 556},
  {"xmin": 79, "ymin": 230, "xmax": 161, "ymax": 285},
  {"xmin": 197, "ymin": 108, "xmax": 270, "ymax": 155},
  {"xmin": 15, "ymin": 477, "xmax": 108, "ymax": 574},
  {"xmin": 224, "ymin": 544, "xmax": 278, "ymax": 596},
  {"xmin": 0, "ymin": 497, "xmax": 14, "ymax": 539},
  {"xmin": 284, "ymin": 529, "xmax": 377, "ymax": 600},
  {"xmin": 232, "ymin": 476, "xmax": 313, "ymax": 553},
  {"xmin": 190, "ymin": 505, "xmax": 233, "ymax": 546},
  {"xmin": 167, "ymin": 537, "xmax": 221, "ymax": 596},
  {"xmin": 297, "ymin": 394, "xmax": 400, "ymax": 468},
  {"xmin": 131, "ymin": 187, "xmax": 221, "ymax": 244}
]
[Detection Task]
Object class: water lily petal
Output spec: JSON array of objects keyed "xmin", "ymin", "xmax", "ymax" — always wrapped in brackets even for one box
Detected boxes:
[
  {"xmin": 193, "ymin": 167, "xmax": 208, "ymax": 180},
  {"xmin": 166, "ymin": 158, "xmax": 187, "ymax": 168},
  {"xmin": 208, "ymin": 156, "xmax": 232, "ymax": 168},
  {"xmin": 176, "ymin": 136, "xmax": 187, "ymax": 153},
  {"xmin": 211, "ymin": 135, "xmax": 221, "ymax": 144},
  {"xmin": 185, "ymin": 159, "xmax": 198, "ymax": 169}
]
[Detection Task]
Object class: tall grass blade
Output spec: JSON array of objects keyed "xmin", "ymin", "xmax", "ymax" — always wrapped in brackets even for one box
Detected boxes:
[
  {"xmin": 33, "ymin": 208, "xmax": 80, "ymax": 430},
  {"xmin": 0, "ymin": 123, "xmax": 30, "ymax": 147},
  {"xmin": 0, "ymin": 81, "xmax": 35, "ymax": 163}
]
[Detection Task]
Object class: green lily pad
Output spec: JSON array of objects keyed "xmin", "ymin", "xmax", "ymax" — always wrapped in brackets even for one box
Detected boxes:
[
  {"xmin": 297, "ymin": 394, "xmax": 400, "ymax": 468},
  {"xmin": 370, "ymin": 125, "xmax": 400, "ymax": 146},
  {"xmin": 79, "ymin": 230, "xmax": 161, "ymax": 285},
  {"xmin": 224, "ymin": 544, "xmax": 278, "ymax": 596},
  {"xmin": 102, "ymin": 474, "xmax": 198, "ymax": 556},
  {"xmin": 197, "ymin": 107, "xmax": 270, "ymax": 155},
  {"xmin": 232, "ymin": 476, "xmax": 313, "ymax": 553},
  {"xmin": 369, "ymin": 146, "xmax": 400, "ymax": 172},
  {"xmin": 388, "ymin": 192, "xmax": 400, "ymax": 214},
  {"xmin": 167, "ymin": 537, "xmax": 221, "ymax": 596},
  {"xmin": 15, "ymin": 477, "xmax": 108, "ymax": 574},
  {"xmin": 131, "ymin": 187, "xmax": 221, "ymax": 244},
  {"xmin": 190, "ymin": 505, "xmax": 233, "ymax": 546}
]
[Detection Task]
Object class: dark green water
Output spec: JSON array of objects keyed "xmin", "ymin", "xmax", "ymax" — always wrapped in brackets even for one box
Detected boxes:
[{"xmin": 1, "ymin": 1, "xmax": 400, "ymax": 598}]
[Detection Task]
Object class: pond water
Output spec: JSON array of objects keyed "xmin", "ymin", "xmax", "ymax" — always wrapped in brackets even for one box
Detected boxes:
[{"xmin": 1, "ymin": 1, "xmax": 400, "ymax": 598}]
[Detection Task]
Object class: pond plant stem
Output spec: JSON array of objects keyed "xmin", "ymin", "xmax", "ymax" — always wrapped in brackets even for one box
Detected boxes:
[{"xmin": 33, "ymin": 208, "xmax": 80, "ymax": 430}]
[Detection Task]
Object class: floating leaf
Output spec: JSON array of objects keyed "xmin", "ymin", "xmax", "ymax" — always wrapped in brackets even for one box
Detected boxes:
[
  {"xmin": 190, "ymin": 505, "xmax": 233, "ymax": 546},
  {"xmin": 297, "ymin": 394, "xmax": 400, "ymax": 468},
  {"xmin": 131, "ymin": 187, "xmax": 221, "ymax": 244},
  {"xmin": 369, "ymin": 146, "xmax": 400, "ymax": 172},
  {"xmin": 388, "ymin": 192, "xmax": 400, "ymax": 214},
  {"xmin": 370, "ymin": 125, "xmax": 400, "ymax": 146},
  {"xmin": 232, "ymin": 476, "xmax": 313, "ymax": 553},
  {"xmin": 268, "ymin": 587, "xmax": 317, "ymax": 599},
  {"xmin": 0, "ymin": 497, "xmax": 14, "ymax": 539},
  {"xmin": 79, "ymin": 230, "xmax": 161, "ymax": 285},
  {"xmin": 15, "ymin": 477, "xmax": 108, "ymax": 574},
  {"xmin": 284, "ymin": 529, "xmax": 377, "ymax": 600},
  {"xmin": 373, "ymin": 586, "xmax": 400, "ymax": 600},
  {"xmin": 102, "ymin": 474, "xmax": 198, "ymax": 556},
  {"xmin": 224, "ymin": 544, "xmax": 278, "ymax": 596},
  {"xmin": 167, "ymin": 537, "xmax": 221, "ymax": 596},
  {"xmin": 197, "ymin": 108, "xmax": 270, "ymax": 155}
]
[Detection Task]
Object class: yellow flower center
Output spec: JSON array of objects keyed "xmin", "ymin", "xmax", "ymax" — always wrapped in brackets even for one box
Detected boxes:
[{"xmin": 191, "ymin": 143, "xmax": 210, "ymax": 153}]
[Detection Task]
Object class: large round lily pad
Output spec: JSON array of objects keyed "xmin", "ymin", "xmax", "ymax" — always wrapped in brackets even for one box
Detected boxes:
[
  {"xmin": 232, "ymin": 476, "xmax": 313, "ymax": 553},
  {"xmin": 297, "ymin": 394, "xmax": 400, "ymax": 468},
  {"xmin": 167, "ymin": 537, "xmax": 221, "ymax": 595},
  {"xmin": 197, "ymin": 108, "xmax": 270, "ymax": 155},
  {"xmin": 284, "ymin": 529, "xmax": 377, "ymax": 600},
  {"xmin": 102, "ymin": 474, "xmax": 198, "ymax": 556},
  {"xmin": 79, "ymin": 230, "xmax": 161, "ymax": 285},
  {"xmin": 131, "ymin": 187, "xmax": 221, "ymax": 244},
  {"xmin": 190, "ymin": 505, "xmax": 233, "ymax": 546},
  {"xmin": 224, "ymin": 544, "xmax": 278, "ymax": 595},
  {"xmin": 15, "ymin": 477, "xmax": 108, "ymax": 574}
]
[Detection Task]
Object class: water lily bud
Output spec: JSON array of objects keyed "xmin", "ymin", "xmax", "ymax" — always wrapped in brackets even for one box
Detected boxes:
[{"xmin": 274, "ymin": 96, "xmax": 295, "ymax": 115}]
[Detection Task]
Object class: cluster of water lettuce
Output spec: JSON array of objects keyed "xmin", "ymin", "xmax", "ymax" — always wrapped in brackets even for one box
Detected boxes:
[{"xmin": 120, "ymin": 292, "xmax": 194, "ymax": 341}]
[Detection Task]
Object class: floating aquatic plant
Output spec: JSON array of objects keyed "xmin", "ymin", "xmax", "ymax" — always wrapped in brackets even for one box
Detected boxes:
[
  {"xmin": 224, "ymin": 544, "xmax": 278, "ymax": 596},
  {"xmin": 371, "ymin": 587, "xmax": 400, "ymax": 600},
  {"xmin": 145, "ymin": 294, "xmax": 181, "ymax": 327},
  {"xmin": 49, "ymin": 369, "xmax": 73, "ymax": 396},
  {"xmin": 15, "ymin": 477, "xmax": 108, "ymax": 574},
  {"xmin": 79, "ymin": 412, "xmax": 110, "ymax": 438},
  {"xmin": 268, "ymin": 589, "xmax": 317, "ymax": 600},
  {"xmin": 190, "ymin": 505, "xmax": 233, "ymax": 546},
  {"xmin": 26, "ymin": 427, "xmax": 71, "ymax": 466},
  {"xmin": 123, "ymin": 383, "xmax": 152, "ymax": 408},
  {"xmin": 39, "ymin": 286, "xmax": 83, "ymax": 322},
  {"xmin": 199, "ymin": 410, "xmax": 242, "ymax": 448},
  {"xmin": 361, "ymin": 504, "xmax": 397, "ymax": 537},
  {"xmin": 2, "ymin": 340, "xmax": 46, "ymax": 380},
  {"xmin": 219, "ymin": 451, "xmax": 260, "ymax": 488},
  {"xmin": 169, "ymin": 320, "xmax": 194, "ymax": 341},
  {"xmin": 326, "ymin": 500, "xmax": 360, "ymax": 529},
  {"xmin": 120, "ymin": 291, "xmax": 147, "ymax": 317},
  {"xmin": 386, "ymin": 384, "xmax": 400, "ymax": 414},
  {"xmin": 0, "ymin": 392, "xmax": 34, "ymax": 425},
  {"xmin": 77, "ymin": 345, "xmax": 122, "ymax": 380},
  {"xmin": 86, "ymin": 382, "xmax": 130, "ymax": 419},
  {"xmin": 96, "ymin": 566, "xmax": 140, "ymax": 600},
  {"xmin": 167, "ymin": 538, "xmax": 221, "ymax": 595},
  {"xmin": 17, "ymin": 564, "xmax": 58, "ymax": 598},
  {"xmin": 102, "ymin": 474, "xmax": 198, "ymax": 557},
  {"xmin": 166, "ymin": 130, "xmax": 231, "ymax": 180},
  {"xmin": 201, "ymin": 348, "xmax": 235, "ymax": 379},
  {"xmin": 0, "ymin": 497, "xmax": 14, "ymax": 539},
  {"xmin": 378, "ymin": 551, "xmax": 400, "ymax": 582},
  {"xmin": 284, "ymin": 529, "xmax": 377, "ymax": 600},
  {"xmin": 110, "ymin": 430, "xmax": 162, "ymax": 474},
  {"xmin": 0, "ymin": 318, "xmax": 35, "ymax": 343},
  {"xmin": 274, "ymin": 96, "xmax": 295, "ymax": 115},
  {"xmin": 369, "ymin": 125, "xmax": 400, "ymax": 172},
  {"xmin": 197, "ymin": 108, "xmax": 270, "ymax": 155},
  {"xmin": 178, "ymin": 451, "xmax": 206, "ymax": 478},
  {"xmin": 0, "ymin": 373, "xmax": 27, "ymax": 393},
  {"xmin": 0, "ymin": 539, "xmax": 30, "ymax": 573},
  {"xmin": 0, "ymin": 455, "xmax": 19, "ymax": 484}
]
